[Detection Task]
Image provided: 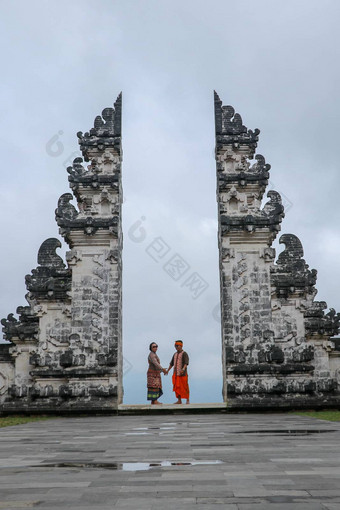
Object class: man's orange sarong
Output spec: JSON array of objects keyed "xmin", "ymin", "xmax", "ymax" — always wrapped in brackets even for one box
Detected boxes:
[{"xmin": 172, "ymin": 373, "xmax": 189, "ymax": 399}]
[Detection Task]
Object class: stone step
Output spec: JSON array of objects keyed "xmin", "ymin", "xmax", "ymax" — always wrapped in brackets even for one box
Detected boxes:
[{"xmin": 118, "ymin": 402, "xmax": 227, "ymax": 415}]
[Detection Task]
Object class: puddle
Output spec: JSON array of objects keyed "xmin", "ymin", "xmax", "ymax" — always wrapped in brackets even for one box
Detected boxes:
[
  {"xmin": 36, "ymin": 460, "xmax": 223, "ymax": 471},
  {"xmin": 19, "ymin": 440, "xmax": 61, "ymax": 444},
  {"xmin": 235, "ymin": 429, "xmax": 337, "ymax": 436},
  {"xmin": 123, "ymin": 460, "xmax": 223, "ymax": 471},
  {"xmin": 133, "ymin": 426, "xmax": 176, "ymax": 431},
  {"xmin": 124, "ymin": 432, "xmax": 151, "ymax": 436},
  {"xmin": 59, "ymin": 450, "xmax": 105, "ymax": 453},
  {"xmin": 194, "ymin": 443, "xmax": 233, "ymax": 447}
]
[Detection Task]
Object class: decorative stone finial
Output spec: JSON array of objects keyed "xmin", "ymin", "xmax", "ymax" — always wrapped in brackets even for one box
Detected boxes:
[
  {"xmin": 261, "ymin": 190, "xmax": 285, "ymax": 226},
  {"xmin": 77, "ymin": 93, "xmax": 122, "ymax": 161},
  {"xmin": 55, "ymin": 194, "xmax": 78, "ymax": 222},
  {"xmin": 37, "ymin": 238, "xmax": 65, "ymax": 268},
  {"xmin": 271, "ymin": 234, "xmax": 317, "ymax": 298},
  {"xmin": 304, "ymin": 302, "xmax": 340, "ymax": 337},
  {"xmin": 277, "ymin": 234, "xmax": 304, "ymax": 265},
  {"xmin": 1, "ymin": 307, "xmax": 39, "ymax": 343},
  {"xmin": 25, "ymin": 238, "xmax": 71, "ymax": 301},
  {"xmin": 214, "ymin": 91, "xmax": 260, "ymax": 150}
]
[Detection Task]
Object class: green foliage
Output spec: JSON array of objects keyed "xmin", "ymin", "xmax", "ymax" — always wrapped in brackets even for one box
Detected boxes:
[
  {"xmin": 0, "ymin": 415, "xmax": 52, "ymax": 427},
  {"xmin": 293, "ymin": 410, "xmax": 340, "ymax": 422}
]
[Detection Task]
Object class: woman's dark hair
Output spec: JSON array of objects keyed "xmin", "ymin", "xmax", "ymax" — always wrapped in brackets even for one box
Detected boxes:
[{"xmin": 149, "ymin": 342, "xmax": 158, "ymax": 351}]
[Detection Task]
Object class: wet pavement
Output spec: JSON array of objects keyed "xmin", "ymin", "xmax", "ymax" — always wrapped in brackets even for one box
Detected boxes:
[{"xmin": 1, "ymin": 412, "xmax": 340, "ymax": 509}]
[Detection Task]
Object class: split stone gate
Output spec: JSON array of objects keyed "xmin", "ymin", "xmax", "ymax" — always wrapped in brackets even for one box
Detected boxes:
[{"xmin": 0, "ymin": 92, "xmax": 339, "ymax": 413}]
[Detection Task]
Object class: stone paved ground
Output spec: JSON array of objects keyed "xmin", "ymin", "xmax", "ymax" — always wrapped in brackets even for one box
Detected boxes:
[{"xmin": 1, "ymin": 412, "xmax": 340, "ymax": 509}]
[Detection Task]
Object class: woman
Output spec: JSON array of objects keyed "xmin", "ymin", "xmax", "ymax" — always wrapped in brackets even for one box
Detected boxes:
[{"xmin": 147, "ymin": 342, "xmax": 166, "ymax": 405}]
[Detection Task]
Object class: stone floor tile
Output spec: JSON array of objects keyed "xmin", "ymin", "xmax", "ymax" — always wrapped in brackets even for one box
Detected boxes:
[
  {"xmin": 309, "ymin": 490, "xmax": 340, "ymax": 497},
  {"xmin": 0, "ymin": 413, "xmax": 339, "ymax": 509},
  {"xmin": 196, "ymin": 497, "xmax": 239, "ymax": 505},
  {"xmin": 0, "ymin": 502, "xmax": 40, "ymax": 508},
  {"xmin": 238, "ymin": 505, "xmax": 325, "ymax": 510}
]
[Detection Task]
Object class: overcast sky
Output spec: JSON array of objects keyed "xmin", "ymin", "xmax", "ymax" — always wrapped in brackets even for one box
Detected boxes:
[{"xmin": 1, "ymin": 0, "xmax": 340, "ymax": 404}]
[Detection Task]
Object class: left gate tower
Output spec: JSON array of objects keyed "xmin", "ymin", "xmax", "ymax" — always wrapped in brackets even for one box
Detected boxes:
[{"xmin": 0, "ymin": 94, "xmax": 123, "ymax": 413}]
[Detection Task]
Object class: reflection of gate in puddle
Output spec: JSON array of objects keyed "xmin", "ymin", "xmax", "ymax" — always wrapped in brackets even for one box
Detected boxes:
[{"xmin": 36, "ymin": 459, "xmax": 224, "ymax": 471}]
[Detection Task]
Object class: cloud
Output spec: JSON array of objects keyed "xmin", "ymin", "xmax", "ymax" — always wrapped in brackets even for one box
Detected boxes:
[{"xmin": 1, "ymin": 0, "xmax": 340, "ymax": 404}]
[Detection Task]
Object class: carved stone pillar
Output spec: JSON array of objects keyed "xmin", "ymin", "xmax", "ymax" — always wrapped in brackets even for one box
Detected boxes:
[
  {"xmin": 1, "ymin": 94, "xmax": 123, "ymax": 412},
  {"xmin": 215, "ymin": 92, "xmax": 340, "ymax": 408}
]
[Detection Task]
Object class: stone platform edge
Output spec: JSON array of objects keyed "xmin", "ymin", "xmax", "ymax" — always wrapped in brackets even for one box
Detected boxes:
[{"xmin": 1, "ymin": 400, "xmax": 340, "ymax": 416}]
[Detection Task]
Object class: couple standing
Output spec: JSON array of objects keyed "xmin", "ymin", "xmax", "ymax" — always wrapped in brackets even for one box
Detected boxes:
[{"xmin": 147, "ymin": 340, "xmax": 190, "ymax": 405}]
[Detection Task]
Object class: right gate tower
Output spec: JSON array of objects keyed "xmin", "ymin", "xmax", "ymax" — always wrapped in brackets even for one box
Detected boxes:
[{"xmin": 214, "ymin": 92, "xmax": 340, "ymax": 408}]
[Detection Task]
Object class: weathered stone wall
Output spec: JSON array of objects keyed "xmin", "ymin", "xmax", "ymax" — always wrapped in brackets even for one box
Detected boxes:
[
  {"xmin": 0, "ymin": 345, "xmax": 14, "ymax": 403},
  {"xmin": 1, "ymin": 94, "xmax": 123, "ymax": 413},
  {"xmin": 215, "ymin": 92, "xmax": 340, "ymax": 409}
]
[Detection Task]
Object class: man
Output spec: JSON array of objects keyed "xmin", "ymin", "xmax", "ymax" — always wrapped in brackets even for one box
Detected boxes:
[{"xmin": 166, "ymin": 340, "xmax": 190, "ymax": 404}]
